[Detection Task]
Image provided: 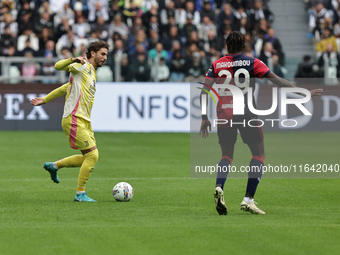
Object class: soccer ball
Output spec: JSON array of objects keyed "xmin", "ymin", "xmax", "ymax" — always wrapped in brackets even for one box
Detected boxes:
[{"xmin": 112, "ymin": 182, "xmax": 134, "ymax": 202}]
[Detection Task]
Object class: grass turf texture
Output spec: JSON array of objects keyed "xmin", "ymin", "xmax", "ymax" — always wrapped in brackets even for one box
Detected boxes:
[{"xmin": 0, "ymin": 131, "xmax": 339, "ymax": 255}]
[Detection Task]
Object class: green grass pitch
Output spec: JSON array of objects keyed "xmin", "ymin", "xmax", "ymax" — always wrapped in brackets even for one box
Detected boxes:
[{"xmin": 0, "ymin": 131, "xmax": 339, "ymax": 255}]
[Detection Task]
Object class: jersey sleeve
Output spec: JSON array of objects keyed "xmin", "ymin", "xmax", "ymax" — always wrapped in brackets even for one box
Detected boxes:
[
  {"xmin": 43, "ymin": 82, "xmax": 70, "ymax": 103},
  {"xmin": 205, "ymin": 64, "xmax": 215, "ymax": 81},
  {"xmin": 54, "ymin": 58, "xmax": 83, "ymax": 73},
  {"xmin": 254, "ymin": 58, "xmax": 271, "ymax": 78},
  {"xmin": 66, "ymin": 62, "xmax": 84, "ymax": 73}
]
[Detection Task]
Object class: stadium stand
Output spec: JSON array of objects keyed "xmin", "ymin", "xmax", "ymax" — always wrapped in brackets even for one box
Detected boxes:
[
  {"xmin": 1, "ymin": 0, "xmax": 321, "ymax": 83},
  {"xmin": 302, "ymin": 0, "xmax": 340, "ymax": 80}
]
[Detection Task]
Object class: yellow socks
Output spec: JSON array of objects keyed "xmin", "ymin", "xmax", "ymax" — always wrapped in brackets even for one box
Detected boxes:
[
  {"xmin": 77, "ymin": 149, "xmax": 99, "ymax": 193},
  {"xmin": 58, "ymin": 155, "xmax": 85, "ymax": 168},
  {"xmin": 51, "ymin": 151, "xmax": 99, "ymax": 194}
]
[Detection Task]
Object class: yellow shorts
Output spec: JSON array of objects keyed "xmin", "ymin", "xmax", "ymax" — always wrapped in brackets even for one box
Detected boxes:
[{"xmin": 62, "ymin": 114, "xmax": 96, "ymax": 151}]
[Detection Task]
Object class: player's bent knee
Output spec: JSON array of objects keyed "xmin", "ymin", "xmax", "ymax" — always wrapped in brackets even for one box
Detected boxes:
[
  {"xmin": 94, "ymin": 149, "xmax": 99, "ymax": 162},
  {"xmin": 84, "ymin": 148, "xmax": 99, "ymax": 164},
  {"xmin": 91, "ymin": 149, "xmax": 99, "ymax": 163}
]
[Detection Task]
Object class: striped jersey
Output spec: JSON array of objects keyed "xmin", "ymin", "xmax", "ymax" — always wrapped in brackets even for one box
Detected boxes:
[
  {"xmin": 205, "ymin": 54, "xmax": 270, "ymax": 122},
  {"xmin": 62, "ymin": 61, "xmax": 97, "ymax": 122}
]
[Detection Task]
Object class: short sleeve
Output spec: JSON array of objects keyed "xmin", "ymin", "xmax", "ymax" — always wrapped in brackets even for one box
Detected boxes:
[
  {"xmin": 205, "ymin": 64, "xmax": 215, "ymax": 81},
  {"xmin": 254, "ymin": 58, "xmax": 271, "ymax": 78}
]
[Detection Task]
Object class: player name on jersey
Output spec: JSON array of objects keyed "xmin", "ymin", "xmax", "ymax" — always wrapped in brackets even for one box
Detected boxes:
[{"xmin": 216, "ymin": 60, "xmax": 251, "ymax": 69}]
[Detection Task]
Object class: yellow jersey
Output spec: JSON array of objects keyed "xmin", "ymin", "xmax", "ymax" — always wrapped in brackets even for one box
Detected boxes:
[{"xmin": 44, "ymin": 58, "xmax": 97, "ymax": 122}]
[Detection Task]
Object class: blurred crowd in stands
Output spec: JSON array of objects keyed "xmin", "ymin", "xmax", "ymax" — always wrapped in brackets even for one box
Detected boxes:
[
  {"xmin": 297, "ymin": 0, "xmax": 340, "ymax": 79},
  {"xmin": 0, "ymin": 0, "xmax": 286, "ymax": 82}
]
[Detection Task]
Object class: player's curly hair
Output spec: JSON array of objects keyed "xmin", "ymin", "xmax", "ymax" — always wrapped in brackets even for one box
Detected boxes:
[
  {"xmin": 225, "ymin": 31, "xmax": 245, "ymax": 54},
  {"xmin": 86, "ymin": 40, "xmax": 109, "ymax": 59}
]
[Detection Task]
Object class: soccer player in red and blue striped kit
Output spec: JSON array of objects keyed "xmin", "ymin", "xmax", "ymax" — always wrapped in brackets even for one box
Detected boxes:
[{"xmin": 199, "ymin": 31, "xmax": 323, "ymax": 215}]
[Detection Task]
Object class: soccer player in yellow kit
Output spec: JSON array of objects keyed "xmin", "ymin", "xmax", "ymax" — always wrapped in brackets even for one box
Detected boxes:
[{"xmin": 31, "ymin": 41, "xmax": 109, "ymax": 202}]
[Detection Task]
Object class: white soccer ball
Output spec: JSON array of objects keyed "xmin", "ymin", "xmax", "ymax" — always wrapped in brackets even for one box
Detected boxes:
[{"xmin": 112, "ymin": 182, "xmax": 134, "ymax": 202}]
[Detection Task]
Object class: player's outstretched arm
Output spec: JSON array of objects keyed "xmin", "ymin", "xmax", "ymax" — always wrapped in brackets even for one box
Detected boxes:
[
  {"xmin": 31, "ymin": 83, "xmax": 70, "ymax": 106},
  {"xmin": 199, "ymin": 78, "xmax": 214, "ymax": 138},
  {"xmin": 267, "ymin": 72, "xmax": 323, "ymax": 96},
  {"xmin": 54, "ymin": 57, "xmax": 88, "ymax": 72}
]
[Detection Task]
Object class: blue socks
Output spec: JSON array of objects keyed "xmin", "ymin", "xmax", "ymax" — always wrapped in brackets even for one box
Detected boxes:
[
  {"xmin": 216, "ymin": 156, "xmax": 232, "ymax": 189},
  {"xmin": 216, "ymin": 155, "xmax": 265, "ymax": 198},
  {"xmin": 245, "ymin": 156, "xmax": 265, "ymax": 198}
]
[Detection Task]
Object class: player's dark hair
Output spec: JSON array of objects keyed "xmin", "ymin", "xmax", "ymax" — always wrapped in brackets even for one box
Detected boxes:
[
  {"xmin": 86, "ymin": 40, "xmax": 109, "ymax": 59},
  {"xmin": 225, "ymin": 31, "xmax": 245, "ymax": 54}
]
